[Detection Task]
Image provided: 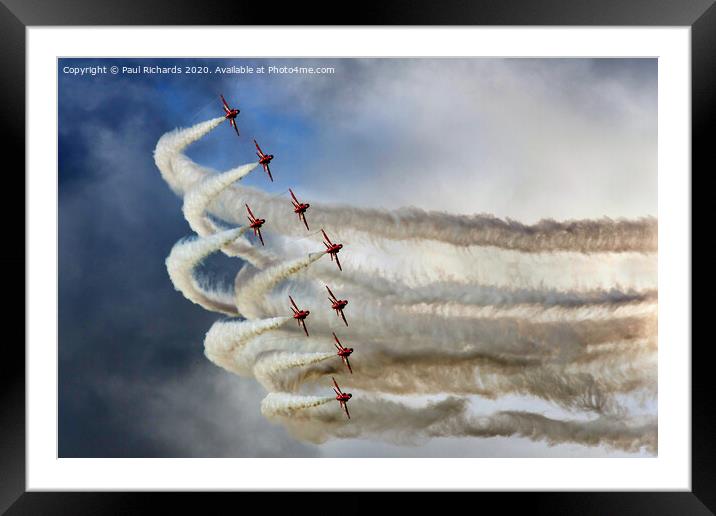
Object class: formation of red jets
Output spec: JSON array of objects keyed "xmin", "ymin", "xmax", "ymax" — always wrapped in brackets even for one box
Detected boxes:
[
  {"xmin": 287, "ymin": 287, "xmax": 354, "ymax": 419},
  {"xmin": 220, "ymin": 94, "xmax": 354, "ymax": 420}
]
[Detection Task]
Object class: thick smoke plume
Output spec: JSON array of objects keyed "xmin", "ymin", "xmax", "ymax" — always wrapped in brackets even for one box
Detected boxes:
[
  {"xmin": 265, "ymin": 395, "xmax": 655, "ymax": 453},
  {"xmin": 157, "ymin": 118, "xmax": 658, "ymax": 455}
]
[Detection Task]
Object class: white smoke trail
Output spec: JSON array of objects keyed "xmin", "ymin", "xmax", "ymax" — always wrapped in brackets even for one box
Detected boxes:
[
  {"xmin": 165, "ymin": 227, "xmax": 249, "ymax": 315},
  {"xmin": 263, "ymin": 279, "xmax": 657, "ymax": 345},
  {"xmin": 261, "ymin": 392, "xmax": 334, "ymax": 417},
  {"xmin": 211, "ymin": 219, "xmax": 278, "ymax": 270},
  {"xmin": 249, "ymin": 230, "xmax": 656, "ymax": 297},
  {"xmin": 254, "ymin": 351, "xmax": 336, "ymax": 377},
  {"xmin": 455, "ymin": 411, "xmax": 657, "ymax": 453},
  {"xmin": 396, "ymin": 300, "xmax": 657, "ymax": 323},
  {"xmin": 305, "ymin": 237, "xmax": 656, "ymax": 293},
  {"xmin": 182, "ymin": 162, "xmax": 258, "ymax": 237},
  {"xmin": 318, "ymin": 269, "xmax": 658, "ymax": 308},
  {"xmin": 154, "ymin": 119, "xmax": 657, "ymax": 254},
  {"xmin": 260, "ymin": 342, "xmax": 656, "ymax": 414},
  {"xmin": 180, "ymin": 161, "xmax": 281, "ymax": 271},
  {"xmin": 234, "ymin": 265, "xmax": 656, "ymax": 419},
  {"xmin": 268, "ymin": 395, "xmax": 655, "ymax": 452},
  {"xmin": 204, "ymin": 316, "xmax": 290, "ymax": 375},
  {"xmin": 153, "ymin": 117, "xmax": 224, "ymax": 196},
  {"xmin": 175, "ymin": 144, "xmax": 278, "ymax": 269},
  {"xmin": 259, "ymin": 284, "xmax": 656, "ymax": 358},
  {"xmin": 178, "ymin": 154, "xmax": 283, "ymax": 270},
  {"xmin": 235, "ymin": 252, "xmax": 326, "ymax": 319}
]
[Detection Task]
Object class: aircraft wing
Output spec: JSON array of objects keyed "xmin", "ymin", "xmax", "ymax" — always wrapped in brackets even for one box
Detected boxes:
[
  {"xmin": 345, "ymin": 357, "xmax": 353, "ymax": 374},
  {"xmin": 326, "ymin": 285, "xmax": 336, "ymax": 301},
  {"xmin": 321, "ymin": 229, "xmax": 333, "ymax": 245},
  {"xmin": 340, "ymin": 310, "xmax": 348, "ymax": 326},
  {"xmin": 220, "ymin": 94, "xmax": 230, "ymax": 112},
  {"xmin": 335, "ymin": 254, "xmax": 342, "ymax": 271},
  {"xmin": 343, "ymin": 403, "xmax": 351, "ymax": 420},
  {"xmin": 230, "ymin": 118, "xmax": 239, "ymax": 136},
  {"xmin": 245, "ymin": 204, "xmax": 255, "ymax": 219},
  {"xmin": 256, "ymin": 228, "xmax": 264, "ymax": 246},
  {"xmin": 332, "ymin": 377, "xmax": 342, "ymax": 393},
  {"xmin": 253, "ymin": 139, "xmax": 263, "ymax": 155},
  {"xmin": 301, "ymin": 213, "xmax": 310, "ymax": 230},
  {"xmin": 289, "ymin": 188, "xmax": 299, "ymax": 204},
  {"xmin": 265, "ymin": 164, "xmax": 273, "ymax": 182},
  {"xmin": 289, "ymin": 295, "xmax": 299, "ymax": 310}
]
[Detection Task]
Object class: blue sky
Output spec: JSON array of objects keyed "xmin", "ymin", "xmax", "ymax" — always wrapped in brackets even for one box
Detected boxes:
[{"xmin": 58, "ymin": 58, "xmax": 657, "ymax": 457}]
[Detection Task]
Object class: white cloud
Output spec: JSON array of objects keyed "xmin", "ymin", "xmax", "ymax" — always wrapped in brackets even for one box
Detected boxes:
[{"xmin": 270, "ymin": 59, "xmax": 656, "ymax": 223}]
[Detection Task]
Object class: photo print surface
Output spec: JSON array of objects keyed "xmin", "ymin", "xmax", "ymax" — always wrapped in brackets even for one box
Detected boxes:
[{"xmin": 58, "ymin": 58, "xmax": 657, "ymax": 458}]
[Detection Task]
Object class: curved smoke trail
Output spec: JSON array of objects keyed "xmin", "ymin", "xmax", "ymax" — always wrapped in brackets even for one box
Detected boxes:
[
  {"xmin": 154, "ymin": 117, "xmax": 225, "ymax": 195},
  {"xmin": 157, "ymin": 118, "xmax": 658, "ymax": 455},
  {"xmin": 182, "ymin": 162, "xmax": 258, "ymax": 236},
  {"xmin": 204, "ymin": 316, "xmax": 291, "ymax": 375},
  {"xmin": 181, "ymin": 162, "xmax": 277, "ymax": 268},
  {"xmin": 165, "ymin": 227, "xmax": 249, "ymax": 316}
]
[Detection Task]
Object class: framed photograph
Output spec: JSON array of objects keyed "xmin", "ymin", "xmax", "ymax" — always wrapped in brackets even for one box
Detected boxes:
[{"xmin": 5, "ymin": 0, "xmax": 709, "ymax": 513}]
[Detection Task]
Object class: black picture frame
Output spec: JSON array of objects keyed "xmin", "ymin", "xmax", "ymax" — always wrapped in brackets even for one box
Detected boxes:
[{"xmin": 3, "ymin": 1, "xmax": 710, "ymax": 513}]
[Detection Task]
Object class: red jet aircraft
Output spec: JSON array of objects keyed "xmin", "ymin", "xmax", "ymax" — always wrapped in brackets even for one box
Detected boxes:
[
  {"xmin": 332, "ymin": 377, "xmax": 352, "ymax": 419},
  {"xmin": 253, "ymin": 139, "xmax": 274, "ymax": 182},
  {"xmin": 321, "ymin": 229, "xmax": 344, "ymax": 271},
  {"xmin": 289, "ymin": 295, "xmax": 310, "ymax": 336},
  {"xmin": 289, "ymin": 189, "xmax": 310, "ymax": 230},
  {"xmin": 220, "ymin": 94, "xmax": 240, "ymax": 136},
  {"xmin": 326, "ymin": 285, "xmax": 348, "ymax": 326},
  {"xmin": 333, "ymin": 333, "xmax": 354, "ymax": 374},
  {"xmin": 245, "ymin": 204, "xmax": 266, "ymax": 246}
]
